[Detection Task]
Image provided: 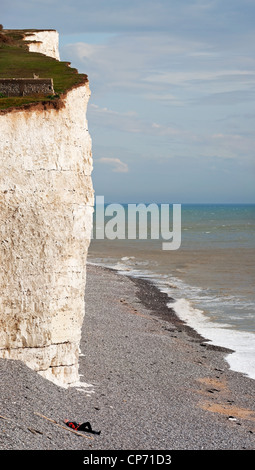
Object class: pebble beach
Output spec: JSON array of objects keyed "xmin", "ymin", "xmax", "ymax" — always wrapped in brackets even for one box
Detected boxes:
[{"xmin": 0, "ymin": 263, "xmax": 254, "ymax": 453}]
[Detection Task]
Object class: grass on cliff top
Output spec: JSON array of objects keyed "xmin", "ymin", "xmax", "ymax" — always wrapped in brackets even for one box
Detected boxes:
[{"xmin": 0, "ymin": 29, "xmax": 87, "ymax": 110}]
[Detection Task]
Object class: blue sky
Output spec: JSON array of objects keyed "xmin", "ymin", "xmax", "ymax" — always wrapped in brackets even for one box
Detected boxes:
[{"xmin": 2, "ymin": 0, "xmax": 255, "ymax": 203}]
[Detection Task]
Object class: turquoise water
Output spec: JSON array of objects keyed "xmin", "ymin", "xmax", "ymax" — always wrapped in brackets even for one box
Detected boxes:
[{"xmin": 88, "ymin": 203, "xmax": 255, "ymax": 379}]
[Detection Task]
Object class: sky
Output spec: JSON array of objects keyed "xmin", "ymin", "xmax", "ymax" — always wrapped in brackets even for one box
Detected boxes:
[{"xmin": 2, "ymin": 0, "xmax": 255, "ymax": 203}]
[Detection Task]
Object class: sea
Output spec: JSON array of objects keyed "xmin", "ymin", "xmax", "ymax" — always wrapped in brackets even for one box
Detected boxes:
[{"xmin": 87, "ymin": 203, "xmax": 255, "ymax": 381}]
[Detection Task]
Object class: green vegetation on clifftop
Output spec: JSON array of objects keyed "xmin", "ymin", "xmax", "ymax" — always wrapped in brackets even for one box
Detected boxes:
[{"xmin": 0, "ymin": 28, "xmax": 87, "ymax": 111}]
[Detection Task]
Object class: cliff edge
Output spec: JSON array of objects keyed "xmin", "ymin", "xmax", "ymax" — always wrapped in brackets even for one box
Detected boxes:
[{"xmin": 0, "ymin": 29, "xmax": 94, "ymax": 387}]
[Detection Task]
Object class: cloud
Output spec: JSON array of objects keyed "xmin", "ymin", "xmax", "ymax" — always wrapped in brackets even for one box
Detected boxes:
[
  {"xmin": 4, "ymin": 0, "xmax": 255, "ymax": 38},
  {"xmin": 61, "ymin": 30, "xmax": 255, "ymax": 110},
  {"xmin": 145, "ymin": 70, "xmax": 255, "ymax": 85},
  {"xmin": 89, "ymin": 102, "xmax": 185, "ymax": 139},
  {"xmin": 197, "ymin": 89, "xmax": 255, "ymax": 106},
  {"xmin": 89, "ymin": 101, "xmax": 255, "ymax": 163},
  {"xmin": 98, "ymin": 157, "xmax": 129, "ymax": 173},
  {"xmin": 90, "ymin": 104, "xmax": 136, "ymax": 118},
  {"xmin": 211, "ymin": 132, "xmax": 255, "ymax": 158},
  {"xmin": 90, "ymin": 101, "xmax": 255, "ymax": 163},
  {"xmin": 144, "ymin": 93, "xmax": 185, "ymax": 106},
  {"xmin": 0, "ymin": 0, "xmax": 220, "ymax": 34},
  {"xmin": 61, "ymin": 33, "xmax": 211, "ymax": 93}
]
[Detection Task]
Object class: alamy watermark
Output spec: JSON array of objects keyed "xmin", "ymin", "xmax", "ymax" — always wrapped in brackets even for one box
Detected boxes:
[{"xmin": 92, "ymin": 196, "xmax": 181, "ymax": 250}]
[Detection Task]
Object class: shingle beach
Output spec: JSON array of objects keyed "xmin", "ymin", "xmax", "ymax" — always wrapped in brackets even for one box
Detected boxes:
[{"xmin": 0, "ymin": 264, "xmax": 254, "ymax": 453}]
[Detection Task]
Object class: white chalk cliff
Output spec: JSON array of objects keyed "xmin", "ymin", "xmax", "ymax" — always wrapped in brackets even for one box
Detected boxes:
[
  {"xmin": 25, "ymin": 30, "xmax": 60, "ymax": 60},
  {"xmin": 0, "ymin": 31, "xmax": 94, "ymax": 387}
]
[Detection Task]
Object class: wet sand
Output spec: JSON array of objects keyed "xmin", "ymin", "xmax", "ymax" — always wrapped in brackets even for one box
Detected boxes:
[{"xmin": 0, "ymin": 264, "xmax": 254, "ymax": 452}]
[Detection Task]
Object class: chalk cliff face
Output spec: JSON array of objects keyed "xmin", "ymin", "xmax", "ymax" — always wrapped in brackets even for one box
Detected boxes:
[
  {"xmin": 0, "ymin": 31, "xmax": 93, "ymax": 386},
  {"xmin": 25, "ymin": 30, "xmax": 60, "ymax": 60}
]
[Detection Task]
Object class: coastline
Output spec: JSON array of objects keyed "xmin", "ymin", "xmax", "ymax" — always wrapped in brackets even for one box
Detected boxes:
[
  {"xmin": 88, "ymin": 256, "xmax": 255, "ymax": 381},
  {"xmin": 0, "ymin": 263, "xmax": 255, "ymax": 450}
]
